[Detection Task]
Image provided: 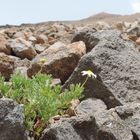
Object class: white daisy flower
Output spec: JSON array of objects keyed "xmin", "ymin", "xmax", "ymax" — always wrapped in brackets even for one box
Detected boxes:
[{"xmin": 81, "ymin": 70, "xmax": 97, "ymax": 78}]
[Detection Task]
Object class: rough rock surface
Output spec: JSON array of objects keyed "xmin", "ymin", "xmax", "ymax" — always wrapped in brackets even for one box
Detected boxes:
[
  {"xmin": 75, "ymin": 98, "xmax": 107, "ymax": 115},
  {"xmin": 8, "ymin": 38, "xmax": 37, "ymax": 60},
  {"xmin": 64, "ymin": 29, "xmax": 140, "ymax": 108},
  {"xmin": 71, "ymin": 28, "xmax": 98, "ymax": 52},
  {"xmin": 115, "ymin": 103, "xmax": 140, "ymax": 139},
  {"xmin": 0, "ymin": 98, "xmax": 27, "ymax": 140},
  {"xmin": 40, "ymin": 99, "xmax": 134, "ymax": 140},
  {"xmin": 0, "ymin": 19, "xmax": 140, "ymax": 140},
  {"xmin": 27, "ymin": 41, "xmax": 86, "ymax": 82},
  {"xmin": 0, "ymin": 53, "xmax": 15, "ymax": 80}
]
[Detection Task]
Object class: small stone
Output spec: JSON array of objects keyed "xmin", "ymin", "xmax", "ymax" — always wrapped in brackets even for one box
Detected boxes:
[
  {"xmin": 27, "ymin": 41, "xmax": 86, "ymax": 83},
  {"xmin": 65, "ymin": 107, "xmax": 76, "ymax": 116},
  {"xmin": 52, "ymin": 115, "xmax": 61, "ymax": 120},
  {"xmin": 34, "ymin": 44, "xmax": 46, "ymax": 53},
  {"xmin": 36, "ymin": 34, "xmax": 48, "ymax": 44},
  {"xmin": 51, "ymin": 78, "xmax": 61, "ymax": 87}
]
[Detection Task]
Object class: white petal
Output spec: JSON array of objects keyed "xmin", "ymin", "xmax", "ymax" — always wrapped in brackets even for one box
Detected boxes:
[
  {"xmin": 93, "ymin": 73, "xmax": 97, "ymax": 78},
  {"xmin": 82, "ymin": 73, "xmax": 86, "ymax": 76},
  {"xmin": 81, "ymin": 71, "xmax": 88, "ymax": 75}
]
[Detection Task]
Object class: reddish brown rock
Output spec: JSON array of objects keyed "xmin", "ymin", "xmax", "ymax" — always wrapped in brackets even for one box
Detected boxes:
[
  {"xmin": 0, "ymin": 34, "xmax": 11, "ymax": 55},
  {"xmin": 8, "ymin": 38, "xmax": 37, "ymax": 60},
  {"xmin": 128, "ymin": 35, "xmax": 138, "ymax": 42},
  {"xmin": 27, "ymin": 41, "xmax": 86, "ymax": 82},
  {"xmin": 48, "ymin": 36, "xmax": 56, "ymax": 45},
  {"xmin": 0, "ymin": 53, "xmax": 15, "ymax": 80}
]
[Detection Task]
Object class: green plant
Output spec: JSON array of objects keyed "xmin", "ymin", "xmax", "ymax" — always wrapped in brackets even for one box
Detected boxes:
[
  {"xmin": 0, "ymin": 69, "xmax": 97, "ymax": 138},
  {"xmin": 0, "ymin": 72, "xmax": 84, "ymax": 137}
]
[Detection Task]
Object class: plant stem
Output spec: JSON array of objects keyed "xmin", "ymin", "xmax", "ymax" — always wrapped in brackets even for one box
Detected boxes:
[{"xmin": 82, "ymin": 76, "xmax": 89, "ymax": 87}]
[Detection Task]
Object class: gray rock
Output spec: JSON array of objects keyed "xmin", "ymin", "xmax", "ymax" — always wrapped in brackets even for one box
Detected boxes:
[
  {"xmin": 75, "ymin": 98, "xmax": 107, "ymax": 115},
  {"xmin": 0, "ymin": 98, "xmax": 27, "ymax": 140},
  {"xmin": 126, "ymin": 115, "xmax": 140, "ymax": 140},
  {"xmin": 94, "ymin": 109, "xmax": 133, "ymax": 140},
  {"xmin": 40, "ymin": 120, "xmax": 82, "ymax": 140},
  {"xmin": 64, "ymin": 29, "xmax": 140, "ymax": 108},
  {"xmin": 40, "ymin": 29, "xmax": 140, "ymax": 140},
  {"xmin": 40, "ymin": 99, "xmax": 134, "ymax": 140},
  {"xmin": 40, "ymin": 113, "xmax": 97, "ymax": 140},
  {"xmin": 115, "ymin": 103, "xmax": 140, "ymax": 139}
]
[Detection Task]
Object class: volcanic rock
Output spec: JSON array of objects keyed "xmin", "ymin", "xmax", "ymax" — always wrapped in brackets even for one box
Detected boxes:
[
  {"xmin": 0, "ymin": 53, "xmax": 15, "ymax": 80},
  {"xmin": 8, "ymin": 38, "xmax": 37, "ymax": 60},
  {"xmin": 27, "ymin": 41, "xmax": 86, "ymax": 82},
  {"xmin": 64, "ymin": 29, "xmax": 140, "ymax": 108},
  {"xmin": 0, "ymin": 98, "xmax": 27, "ymax": 140}
]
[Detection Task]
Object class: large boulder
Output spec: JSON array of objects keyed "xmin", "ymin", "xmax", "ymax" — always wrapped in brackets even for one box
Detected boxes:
[
  {"xmin": 8, "ymin": 38, "xmax": 37, "ymax": 60},
  {"xmin": 0, "ymin": 53, "xmax": 15, "ymax": 80},
  {"xmin": 64, "ymin": 29, "xmax": 140, "ymax": 108},
  {"xmin": 40, "ymin": 99, "xmax": 134, "ymax": 140},
  {"xmin": 27, "ymin": 41, "xmax": 86, "ymax": 83},
  {"xmin": 0, "ymin": 98, "xmax": 27, "ymax": 140}
]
